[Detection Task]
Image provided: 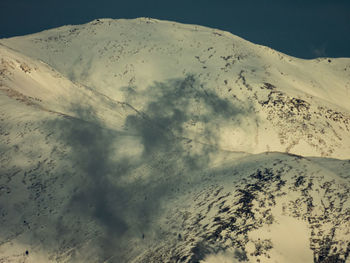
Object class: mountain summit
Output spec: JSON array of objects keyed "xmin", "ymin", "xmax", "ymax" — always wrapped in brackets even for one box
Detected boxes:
[{"xmin": 0, "ymin": 18, "xmax": 350, "ymax": 263}]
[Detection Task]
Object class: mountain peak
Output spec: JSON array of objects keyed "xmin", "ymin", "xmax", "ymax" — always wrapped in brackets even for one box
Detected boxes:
[{"xmin": 0, "ymin": 19, "xmax": 350, "ymax": 263}]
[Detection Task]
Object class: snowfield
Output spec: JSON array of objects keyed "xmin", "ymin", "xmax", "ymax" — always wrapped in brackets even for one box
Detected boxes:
[{"xmin": 0, "ymin": 18, "xmax": 349, "ymax": 263}]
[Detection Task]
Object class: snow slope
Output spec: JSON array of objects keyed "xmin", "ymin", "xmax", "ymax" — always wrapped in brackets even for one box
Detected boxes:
[
  {"xmin": 1, "ymin": 18, "xmax": 350, "ymax": 158},
  {"xmin": 0, "ymin": 18, "xmax": 349, "ymax": 263}
]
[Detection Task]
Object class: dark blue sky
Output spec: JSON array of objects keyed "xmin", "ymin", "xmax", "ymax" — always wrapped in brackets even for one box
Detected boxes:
[{"xmin": 0, "ymin": 0, "xmax": 349, "ymax": 59}]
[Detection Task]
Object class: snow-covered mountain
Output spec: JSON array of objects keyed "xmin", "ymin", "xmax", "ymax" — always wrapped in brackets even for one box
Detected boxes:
[{"xmin": 0, "ymin": 18, "xmax": 349, "ymax": 263}]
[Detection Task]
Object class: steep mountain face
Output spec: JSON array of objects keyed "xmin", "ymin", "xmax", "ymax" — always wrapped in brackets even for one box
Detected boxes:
[{"xmin": 0, "ymin": 18, "xmax": 349, "ymax": 263}]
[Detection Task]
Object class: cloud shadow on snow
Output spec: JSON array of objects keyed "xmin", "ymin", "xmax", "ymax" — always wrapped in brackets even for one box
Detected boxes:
[{"xmin": 43, "ymin": 74, "xmax": 252, "ymax": 262}]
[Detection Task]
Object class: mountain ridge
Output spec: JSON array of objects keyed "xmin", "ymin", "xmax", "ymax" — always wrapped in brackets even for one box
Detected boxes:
[
  {"xmin": 1, "ymin": 19, "xmax": 349, "ymax": 158},
  {"xmin": 0, "ymin": 18, "xmax": 350, "ymax": 263}
]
